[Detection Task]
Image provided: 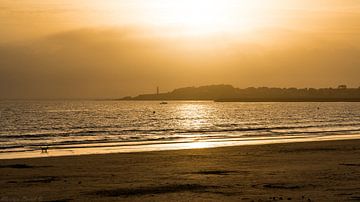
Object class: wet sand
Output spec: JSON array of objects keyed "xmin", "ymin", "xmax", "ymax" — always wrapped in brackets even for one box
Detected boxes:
[{"xmin": 1, "ymin": 139, "xmax": 360, "ymax": 201}]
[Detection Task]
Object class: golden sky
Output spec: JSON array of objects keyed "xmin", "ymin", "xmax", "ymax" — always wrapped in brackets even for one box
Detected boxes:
[{"xmin": 0, "ymin": 0, "xmax": 359, "ymax": 98}]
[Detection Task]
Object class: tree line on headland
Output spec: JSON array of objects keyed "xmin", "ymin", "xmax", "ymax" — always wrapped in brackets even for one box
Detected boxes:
[{"xmin": 121, "ymin": 85, "xmax": 360, "ymax": 102}]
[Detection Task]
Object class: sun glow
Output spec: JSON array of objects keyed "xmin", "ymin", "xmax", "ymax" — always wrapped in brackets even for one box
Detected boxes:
[
  {"xmin": 92, "ymin": 0, "xmax": 273, "ymax": 36},
  {"xmin": 153, "ymin": 0, "xmax": 235, "ymax": 35}
]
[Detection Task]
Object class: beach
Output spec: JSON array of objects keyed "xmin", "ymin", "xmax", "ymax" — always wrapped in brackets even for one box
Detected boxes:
[
  {"xmin": 2, "ymin": 0, "xmax": 360, "ymax": 201},
  {"xmin": 1, "ymin": 139, "xmax": 360, "ymax": 201}
]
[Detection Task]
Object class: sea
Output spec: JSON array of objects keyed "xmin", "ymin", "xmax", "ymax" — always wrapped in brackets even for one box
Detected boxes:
[{"xmin": 1, "ymin": 101, "xmax": 360, "ymax": 159}]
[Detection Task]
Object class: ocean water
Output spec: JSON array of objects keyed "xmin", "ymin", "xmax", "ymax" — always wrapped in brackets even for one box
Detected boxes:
[{"xmin": 1, "ymin": 101, "xmax": 360, "ymax": 158}]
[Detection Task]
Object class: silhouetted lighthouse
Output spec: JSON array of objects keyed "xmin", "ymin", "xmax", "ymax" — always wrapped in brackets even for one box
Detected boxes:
[{"xmin": 157, "ymin": 86, "xmax": 159, "ymax": 95}]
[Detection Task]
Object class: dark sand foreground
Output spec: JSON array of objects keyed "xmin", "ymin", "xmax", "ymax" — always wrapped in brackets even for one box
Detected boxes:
[{"xmin": 1, "ymin": 140, "xmax": 360, "ymax": 202}]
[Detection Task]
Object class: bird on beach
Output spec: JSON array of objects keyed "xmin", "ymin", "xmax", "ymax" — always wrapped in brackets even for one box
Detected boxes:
[{"xmin": 41, "ymin": 146, "xmax": 49, "ymax": 153}]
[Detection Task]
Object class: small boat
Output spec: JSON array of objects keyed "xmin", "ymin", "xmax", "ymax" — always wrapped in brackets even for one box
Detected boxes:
[{"xmin": 160, "ymin": 101, "xmax": 168, "ymax": 105}]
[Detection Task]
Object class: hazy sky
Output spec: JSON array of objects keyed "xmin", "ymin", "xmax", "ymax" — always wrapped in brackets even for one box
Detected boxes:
[{"xmin": 0, "ymin": 0, "xmax": 360, "ymax": 98}]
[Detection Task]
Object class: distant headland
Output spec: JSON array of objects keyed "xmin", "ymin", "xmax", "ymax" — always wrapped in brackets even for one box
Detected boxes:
[{"xmin": 121, "ymin": 84, "xmax": 360, "ymax": 102}]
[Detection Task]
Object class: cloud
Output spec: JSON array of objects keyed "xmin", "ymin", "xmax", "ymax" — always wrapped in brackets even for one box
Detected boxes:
[{"xmin": 0, "ymin": 27, "xmax": 359, "ymax": 99}]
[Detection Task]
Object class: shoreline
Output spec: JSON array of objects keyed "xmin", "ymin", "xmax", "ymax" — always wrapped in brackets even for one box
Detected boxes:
[
  {"xmin": 1, "ymin": 139, "xmax": 360, "ymax": 201},
  {"xmin": 1, "ymin": 133, "xmax": 360, "ymax": 160}
]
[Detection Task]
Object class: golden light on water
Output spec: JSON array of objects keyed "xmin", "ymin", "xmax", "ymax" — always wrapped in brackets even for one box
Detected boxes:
[{"xmin": 176, "ymin": 103, "xmax": 213, "ymax": 131}]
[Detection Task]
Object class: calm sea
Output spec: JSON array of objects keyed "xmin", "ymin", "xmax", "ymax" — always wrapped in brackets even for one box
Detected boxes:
[{"xmin": 1, "ymin": 101, "xmax": 360, "ymax": 158}]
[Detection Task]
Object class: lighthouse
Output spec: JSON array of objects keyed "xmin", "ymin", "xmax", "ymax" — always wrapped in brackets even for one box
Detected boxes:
[{"xmin": 157, "ymin": 86, "xmax": 159, "ymax": 95}]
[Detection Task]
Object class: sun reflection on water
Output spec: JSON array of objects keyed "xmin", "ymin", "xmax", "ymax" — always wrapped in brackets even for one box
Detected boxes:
[
  {"xmin": 184, "ymin": 141, "xmax": 216, "ymax": 149},
  {"xmin": 175, "ymin": 103, "xmax": 215, "ymax": 131}
]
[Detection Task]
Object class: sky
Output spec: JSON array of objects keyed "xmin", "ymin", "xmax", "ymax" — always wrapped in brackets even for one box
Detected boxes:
[{"xmin": 0, "ymin": 0, "xmax": 359, "ymax": 98}]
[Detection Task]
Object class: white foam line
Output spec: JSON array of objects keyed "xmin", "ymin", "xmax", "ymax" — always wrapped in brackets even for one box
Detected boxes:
[{"xmin": 1, "ymin": 134, "xmax": 360, "ymax": 160}]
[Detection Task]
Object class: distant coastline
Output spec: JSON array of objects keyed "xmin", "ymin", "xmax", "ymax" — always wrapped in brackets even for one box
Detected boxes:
[
  {"xmin": 214, "ymin": 98, "xmax": 360, "ymax": 102},
  {"xmin": 121, "ymin": 84, "xmax": 360, "ymax": 102}
]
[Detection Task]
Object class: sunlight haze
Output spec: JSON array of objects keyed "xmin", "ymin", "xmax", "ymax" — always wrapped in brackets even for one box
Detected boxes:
[{"xmin": 0, "ymin": 0, "xmax": 359, "ymax": 98}]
